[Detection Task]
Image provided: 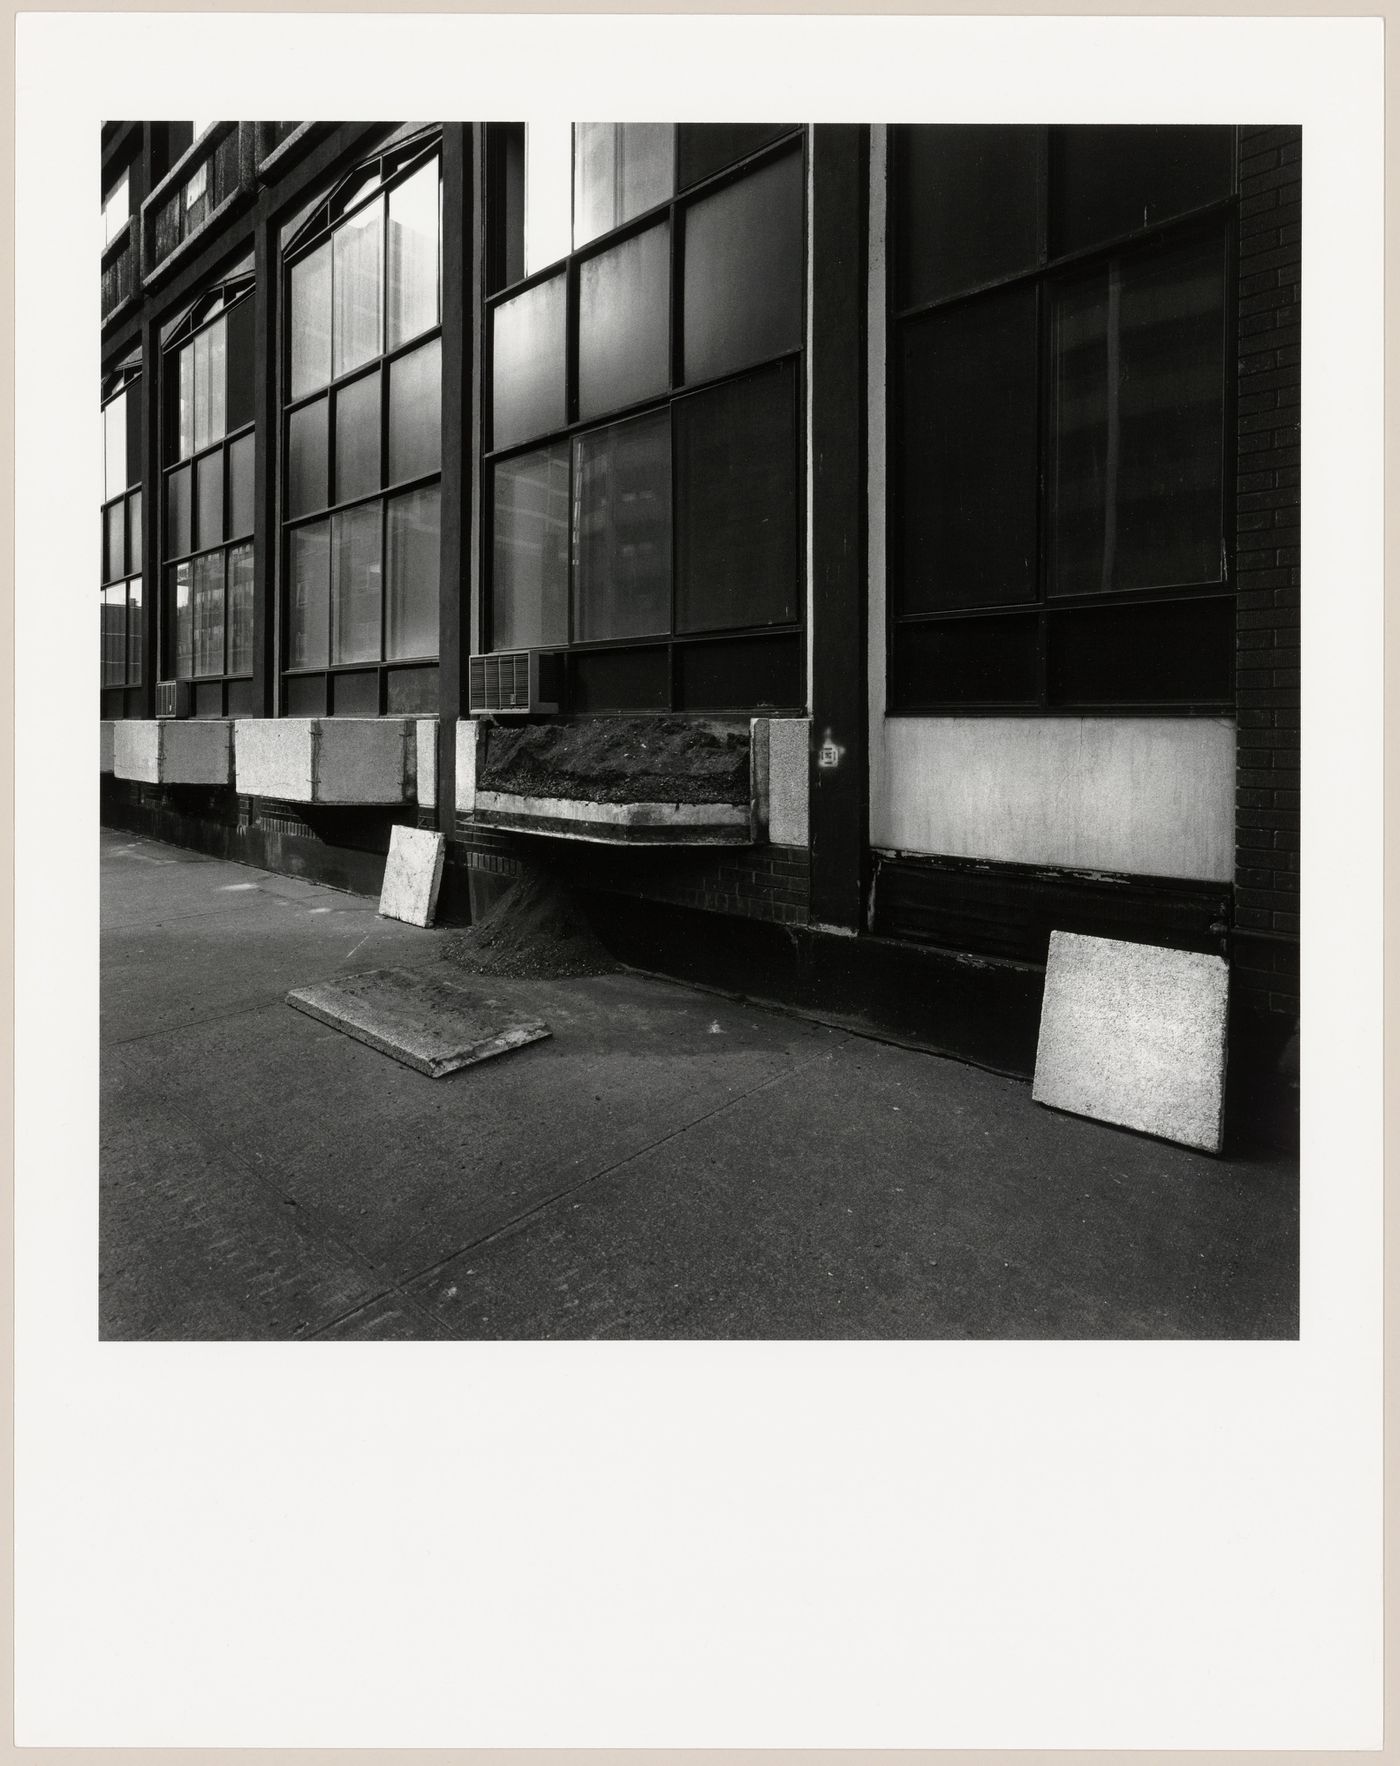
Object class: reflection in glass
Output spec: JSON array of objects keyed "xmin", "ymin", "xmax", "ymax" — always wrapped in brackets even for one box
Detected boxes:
[
  {"xmin": 682, "ymin": 149, "xmax": 803, "ymax": 385},
  {"xmin": 126, "ymin": 575, "xmax": 142, "ymax": 684},
  {"xmin": 331, "ymin": 503, "xmax": 382, "ymax": 665},
  {"xmin": 128, "ymin": 490, "xmax": 142, "ymax": 576},
  {"xmin": 491, "ymin": 274, "xmax": 566, "ymax": 450},
  {"xmin": 227, "ymin": 542, "xmax": 254, "ymax": 675},
  {"xmin": 524, "ymin": 120, "xmax": 572, "ymax": 275},
  {"xmin": 178, "ymin": 343, "xmax": 195, "ymax": 459},
  {"xmin": 491, "ymin": 443, "xmax": 569, "ymax": 650},
  {"xmin": 226, "ymin": 296, "xmax": 255, "ymax": 432},
  {"xmin": 288, "ymin": 521, "xmax": 330, "ymax": 668},
  {"xmin": 196, "ymin": 450, "xmax": 224, "ymax": 552},
  {"xmin": 388, "ymin": 159, "xmax": 439, "ymax": 349},
  {"xmin": 291, "ymin": 242, "xmax": 333, "ymax": 399},
  {"xmin": 192, "ymin": 551, "xmax": 225, "ymax": 676},
  {"xmin": 287, "ymin": 399, "xmax": 328, "ymax": 517},
  {"xmin": 386, "ymin": 486, "xmax": 440, "ymax": 661},
  {"xmin": 104, "ymin": 394, "xmax": 127, "ymax": 501},
  {"xmin": 101, "ymin": 583, "xmax": 125, "ymax": 686},
  {"xmin": 573, "ymin": 123, "xmax": 675, "ymax": 247},
  {"xmin": 104, "ymin": 503, "xmax": 124, "ymax": 584},
  {"xmin": 167, "ymin": 464, "xmax": 193, "ymax": 559},
  {"xmin": 1049, "ymin": 232, "xmax": 1226, "ymax": 596},
  {"xmin": 388, "ymin": 338, "xmax": 441, "ymax": 483},
  {"xmin": 577, "ymin": 222, "xmax": 670, "ymax": 422},
  {"xmin": 335, "ymin": 371, "xmax": 381, "ymax": 504},
  {"xmin": 228, "ymin": 434, "xmax": 255, "ymax": 539},
  {"xmin": 193, "ymin": 325, "xmax": 213, "ymax": 452},
  {"xmin": 171, "ymin": 560, "xmax": 193, "ymax": 677},
  {"xmin": 333, "ymin": 196, "xmax": 383, "ymax": 379},
  {"xmin": 573, "ymin": 412, "xmax": 671, "ymax": 642}
]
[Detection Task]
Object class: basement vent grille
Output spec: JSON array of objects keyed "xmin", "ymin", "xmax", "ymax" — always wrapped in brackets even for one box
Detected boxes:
[{"xmin": 468, "ymin": 651, "xmax": 563, "ymax": 716}]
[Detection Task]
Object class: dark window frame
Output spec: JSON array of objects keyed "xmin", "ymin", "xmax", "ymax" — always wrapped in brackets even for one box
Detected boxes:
[
  {"xmin": 160, "ymin": 274, "xmax": 257, "ymax": 684},
  {"xmin": 887, "ymin": 123, "xmax": 1239, "ymax": 717},
  {"xmin": 481, "ymin": 123, "xmax": 810, "ymax": 717},
  {"xmin": 278, "ymin": 131, "xmax": 444, "ymax": 714},
  {"xmin": 100, "ymin": 365, "xmax": 143, "ymax": 689}
]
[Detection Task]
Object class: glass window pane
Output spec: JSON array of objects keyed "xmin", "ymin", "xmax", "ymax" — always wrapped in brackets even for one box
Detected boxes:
[
  {"xmin": 127, "ymin": 575, "xmax": 142, "ymax": 684},
  {"xmin": 288, "ymin": 521, "xmax": 330, "ymax": 669},
  {"xmin": 178, "ymin": 343, "xmax": 195, "ymax": 459},
  {"xmin": 103, "ymin": 172, "xmax": 129, "ymax": 246},
  {"xmin": 128, "ymin": 489, "xmax": 142, "ymax": 576},
  {"xmin": 101, "ymin": 583, "xmax": 126, "ymax": 686},
  {"xmin": 574, "ymin": 123, "xmax": 675, "ymax": 247},
  {"xmin": 894, "ymin": 126, "xmax": 1041, "ymax": 309},
  {"xmin": 225, "ymin": 296, "xmax": 255, "ymax": 433},
  {"xmin": 104, "ymin": 502, "xmax": 124, "ymax": 584},
  {"xmin": 577, "ymin": 221, "xmax": 670, "ymax": 423},
  {"xmin": 677, "ymin": 124, "xmax": 793, "ymax": 190},
  {"xmin": 335, "ymin": 370, "xmax": 381, "ymax": 505},
  {"xmin": 1047, "ymin": 596, "xmax": 1233, "ymax": 706},
  {"xmin": 675, "ymin": 362, "xmax": 798, "ymax": 634},
  {"xmin": 524, "ymin": 120, "xmax": 573, "ymax": 275},
  {"xmin": 386, "ymin": 486, "xmax": 440, "ymax": 661},
  {"xmin": 1051, "ymin": 126, "xmax": 1235, "ymax": 257},
  {"xmin": 331, "ymin": 503, "xmax": 383, "ymax": 665},
  {"xmin": 227, "ymin": 541, "xmax": 254, "ymax": 675},
  {"xmin": 196, "ymin": 450, "xmax": 224, "ymax": 552},
  {"xmin": 104, "ymin": 394, "xmax": 126, "ymax": 501},
  {"xmin": 290, "ymin": 240, "xmax": 332, "ymax": 399},
  {"xmin": 167, "ymin": 464, "xmax": 192, "ymax": 559},
  {"xmin": 490, "ymin": 272, "xmax": 566, "ymax": 451},
  {"xmin": 491, "ymin": 442, "xmax": 570, "ymax": 650},
  {"xmin": 193, "ymin": 326, "xmax": 212, "ymax": 452},
  {"xmin": 387, "ymin": 158, "xmax": 440, "ymax": 349},
  {"xmin": 1049, "ymin": 232, "xmax": 1227, "ymax": 597},
  {"xmin": 333, "ymin": 195, "xmax": 384, "ymax": 379},
  {"xmin": 388, "ymin": 338, "xmax": 441, "ymax": 484},
  {"xmin": 207, "ymin": 316, "xmax": 227, "ymax": 445},
  {"xmin": 170, "ymin": 561, "xmax": 194, "ymax": 679},
  {"xmin": 228, "ymin": 433, "xmax": 255, "ymax": 538},
  {"xmin": 125, "ymin": 380, "xmax": 143, "ymax": 488},
  {"xmin": 573, "ymin": 411, "xmax": 671, "ymax": 642},
  {"xmin": 287, "ymin": 397, "xmax": 329, "ymax": 517},
  {"xmin": 896, "ymin": 284, "xmax": 1039, "ymax": 614},
  {"xmin": 682, "ymin": 148, "xmax": 803, "ymax": 385},
  {"xmin": 192, "ymin": 551, "xmax": 225, "ymax": 676},
  {"xmin": 890, "ymin": 612, "xmax": 1039, "ymax": 709}
]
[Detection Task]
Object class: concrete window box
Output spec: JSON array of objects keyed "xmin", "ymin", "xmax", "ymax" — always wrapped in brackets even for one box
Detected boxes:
[
  {"xmin": 113, "ymin": 719, "xmax": 234, "ymax": 787},
  {"xmin": 234, "ymin": 717, "xmax": 417, "ymax": 806}
]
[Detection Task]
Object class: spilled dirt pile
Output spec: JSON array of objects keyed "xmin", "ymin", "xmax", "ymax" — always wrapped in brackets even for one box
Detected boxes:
[
  {"xmin": 441, "ymin": 872, "xmax": 620, "ymax": 980},
  {"xmin": 479, "ymin": 716, "xmax": 751, "ymax": 806}
]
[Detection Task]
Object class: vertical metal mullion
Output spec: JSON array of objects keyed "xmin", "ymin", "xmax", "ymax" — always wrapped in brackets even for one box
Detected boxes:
[{"xmin": 1034, "ymin": 128, "xmax": 1051, "ymax": 709}]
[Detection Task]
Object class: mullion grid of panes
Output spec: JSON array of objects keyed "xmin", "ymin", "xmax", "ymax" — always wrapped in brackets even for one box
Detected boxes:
[
  {"xmin": 281, "ymin": 138, "xmax": 443, "ymax": 702},
  {"xmin": 888, "ymin": 124, "xmax": 1237, "ymax": 714},
  {"xmin": 162, "ymin": 285, "xmax": 256, "ymax": 685},
  {"xmin": 485, "ymin": 124, "xmax": 806, "ymax": 715},
  {"xmin": 100, "ymin": 370, "xmax": 143, "ymax": 688}
]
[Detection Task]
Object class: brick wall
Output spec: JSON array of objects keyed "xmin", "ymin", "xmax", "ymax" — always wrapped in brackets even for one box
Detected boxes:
[
  {"xmin": 1233, "ymin": 124, "xmax": 1301, "ymax": 1020},
  {"xmin": 453, "ymin": 819, "xmax": 811, "ymax": 926}
]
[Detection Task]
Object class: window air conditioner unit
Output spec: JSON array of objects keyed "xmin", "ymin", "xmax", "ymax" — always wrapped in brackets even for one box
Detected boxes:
[
  {"xmin": 468, "ymin": 650, "xmax": 564, "ymax": 716},
  {"xmin": 156, "ymin": 679, "xmax": 193, "ymax": 718}
]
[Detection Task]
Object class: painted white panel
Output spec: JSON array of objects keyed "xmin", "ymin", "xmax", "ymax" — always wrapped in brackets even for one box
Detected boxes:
[{"xmin": 872, "ymin": 716, "xmax": 1235, "ymax": 881}]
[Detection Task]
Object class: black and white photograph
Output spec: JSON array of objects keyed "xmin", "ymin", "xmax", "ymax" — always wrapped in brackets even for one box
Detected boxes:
[
  {"xmin": 15, "ymin": 8, "xmax": 1384, "ymax": 1753},
  {"xmin": 98, "ymin": 112, "xmax": 1302, "ymax": 1341}
]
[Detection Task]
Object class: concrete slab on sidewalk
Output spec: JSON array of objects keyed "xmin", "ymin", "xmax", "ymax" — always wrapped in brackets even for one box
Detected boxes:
[{"xmin": 287, "ymin": 966, "xmax": 550, "ymax": 1078}]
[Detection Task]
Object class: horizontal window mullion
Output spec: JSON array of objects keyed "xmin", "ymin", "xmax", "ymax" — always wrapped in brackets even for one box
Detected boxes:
[{"xmin": 281, "ymin": 470, "xmax": 440, "ymax": 532}]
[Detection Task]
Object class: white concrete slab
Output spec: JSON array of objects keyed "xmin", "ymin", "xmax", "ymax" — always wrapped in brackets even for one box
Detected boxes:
[
  {"xmin": 234, "ymin": 718, "xmax": 415, "ymax": 804},
  {"xmin": 455, "ymin": 718, "xmax": 479, "ymax": 815},
  {"xmin": 113, "ymin": 719, "xmax": 234, "ymax": 786},
  {"xmin": 379, "ymin": 825, "xmax": 446, "ymax": 928},
  {"xmin": 767, "ymin": 717, "xmax": 810, "ymax": 847},
  {"xmin": 286, "ymin": 967, "xmax": 549, "ymax": 1078},
  {"xmin": 415, "ymin": 718, "xmax": 438, "ymax": 808},
  {"xmin": 1032, "ymin": 931, "xmax": 1229, "ymax": 1154}
]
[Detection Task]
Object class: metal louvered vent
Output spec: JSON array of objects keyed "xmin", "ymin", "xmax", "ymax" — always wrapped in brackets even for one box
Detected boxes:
[
  {"xmin": 468, "ymin": 651, "xmax": 563, "ymax": 716},
  {"xmin": 156, "ymin": 680, "xmax": 193, "ymax": 718}
]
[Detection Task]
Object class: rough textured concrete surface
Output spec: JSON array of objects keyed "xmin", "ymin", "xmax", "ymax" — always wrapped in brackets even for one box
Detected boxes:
[
  {"xmin": 767, "ymin": 717, "xmax": 810, "ymax": 847},
  {"xmin": 287, "ymin": 966, "xmax": 549, "ymax": 1077},
  {"xmin": 114, "ymin": 718, "xmax": 233, "ymax": 786},
  {"xmin": 379, "ymin": 824, "xmax": 445, "ymax": 927},
  {"xmin": 455, "ymin": 718, "xmax": 478, "ymax": 815},
  {"xmin": 234, "ymin": 717, "xmax": 413, "ymax": 804},
  {"xmin": 100, "ymin": 830, "xmax": 1296, "ymax": 1340},
  {"xmin": 100, "ymin": 720, "xmax": 116, "ymax": 773},
  {"xmin": 415, "ymin": 718, "xmax": 437, "ymax": 808},
  {"xmin": 1033, "ymin": 931, "xmax": 1229, "ymax": 1153}
]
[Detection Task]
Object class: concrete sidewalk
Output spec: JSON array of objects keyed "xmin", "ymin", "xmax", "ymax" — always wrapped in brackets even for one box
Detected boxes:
[{"xmin": 100, "ymin": 829, "xmax": 1299, "ymax": 1340}]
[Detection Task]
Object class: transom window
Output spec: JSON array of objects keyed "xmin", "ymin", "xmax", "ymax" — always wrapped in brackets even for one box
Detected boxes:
[
  {"xmin": 101, "ymin": 364, "xmax": 143, "ymax": 688},
  {"xmin": 888, "ymin": 124, "xmax": 1236, "ymax": 712},
  {"xmin": 162, "ymin": 268, "xmax": 256, "ymax": 687},
  {"xmin": 485, "ymin": 122, "xmax": 806, "ymax": 715},
  {"xmin": 280, "ymin": 131, "xmax": 442, "ymax": 717}
]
